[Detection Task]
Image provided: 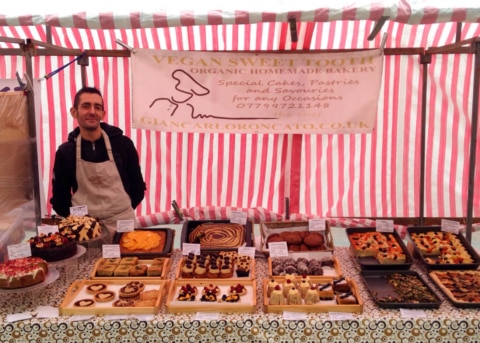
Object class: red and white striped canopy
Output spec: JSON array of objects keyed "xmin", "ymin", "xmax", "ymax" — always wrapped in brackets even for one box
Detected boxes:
[
  {"xmin": 1, "ymin": 1, "xmax": 480, "ymax": 228},
  {"xmin": 1, "ymin": 1, "xmax": 480, "ymax": 29}
]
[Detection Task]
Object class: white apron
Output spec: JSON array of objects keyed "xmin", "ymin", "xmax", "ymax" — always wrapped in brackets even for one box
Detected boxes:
[{"xmin": 72, "ymin": 129, "xmax": 135, "ymax": 242}]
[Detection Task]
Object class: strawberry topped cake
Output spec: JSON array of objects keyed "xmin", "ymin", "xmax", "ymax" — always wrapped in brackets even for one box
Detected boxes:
[{"xmin": 0, "ymin": 257, "xmax": 48, "ymax": 289}]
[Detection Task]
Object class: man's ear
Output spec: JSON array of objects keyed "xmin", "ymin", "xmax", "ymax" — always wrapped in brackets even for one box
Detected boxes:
[{"xmin": 70, "ymin": 107, "xmax": 77, "ymax": 119}]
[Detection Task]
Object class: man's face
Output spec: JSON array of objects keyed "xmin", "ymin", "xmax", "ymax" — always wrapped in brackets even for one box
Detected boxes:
[{"xmin": 70, "ymin": 92, "xmax": 105, "ymax": 131}]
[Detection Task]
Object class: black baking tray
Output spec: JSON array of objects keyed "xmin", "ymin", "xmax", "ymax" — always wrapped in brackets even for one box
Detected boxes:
[
  {"xmin": 112, "ymin": 227, "xmax": 174, "ymax": 258},
  {"xmin": 406, "ymin": 226, "xmax": 480, "ymax": 270},
  {"xmin": 429, "ymin": 270, "xmax": 480, "ymax": 308},
  {"xmin": 346, "ymin": 227, "xmax": 414, "ymax": 270},
  {"xmin": 360, "ymin": 270, "xmax": 441, "ymax": 309},
  {"xmin": 181, "ymin": 219, "xmax": 253, "ymax": 252}
]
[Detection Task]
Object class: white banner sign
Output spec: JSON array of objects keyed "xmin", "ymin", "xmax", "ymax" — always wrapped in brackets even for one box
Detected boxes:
[{"xmin": 132, "ymin": 49, "xmax": 383, "ymax": 134}]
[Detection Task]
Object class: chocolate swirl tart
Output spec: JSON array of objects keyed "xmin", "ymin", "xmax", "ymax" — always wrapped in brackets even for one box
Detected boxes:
[{"xmin": 188, "ymin": 223, "xmax": 245, "ymax": 248}]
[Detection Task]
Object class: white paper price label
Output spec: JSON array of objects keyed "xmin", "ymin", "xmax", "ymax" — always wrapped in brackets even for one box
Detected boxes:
[
  {"xmin": 70, "ymin": 205, "xmax": 88, "ymax": 216},
  {"xmin": 195, "ymin": 312, "xmax": 220, "ymax": 320},
  {"xmin": 116, "ymin": 220, "xmax": 134, "ymax": 232},
  {"xmin": 268, "ymin": 241, "xmax": 289, "ymax": 257},
  {"xmin": 238, "ymin": 246, "xmax": 256, "ymax": 258},
  {"xmin": 7, "ymin": 242, "xmax": 32, "ymax": 260},
  {"xmin": 102, "ymin": 245, "xmax": 121, "ymax": 258},
  {"xmin": 231, "ymin": 211, "xmax": 247, "ymax": 225},
  {"xmin": 441, "ymin": 219, "xmax": 460, "ymax": 234},
  {"xmin": 376, "ymin": 219, "xmax": 394, "ymax": 233},
  {"xmin": 400, "ymin": 308, "xmax": 426, "ymax": 318},
  {"xmin": 328, "ymin": 312, "xmax": 354, "ymax": 321},
  {"xmin": 182, "ymin": 243, "xmax": 201, "ymax": 256},
  {"xmin": 283, "ymin": 311, "xmax": 307, "ymax": 321},
  {"xmin": 37, "ymin": 225, "xmax": 59, "ymax": 235},
  {"xmin": 309, "ymin": 219, "xmax": 326, "ymax": 231}
]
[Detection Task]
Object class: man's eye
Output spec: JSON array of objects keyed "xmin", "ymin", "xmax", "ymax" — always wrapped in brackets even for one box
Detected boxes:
[{"xmin": 81, "ymin": 103, "xmax": 103, "ymax": 111}]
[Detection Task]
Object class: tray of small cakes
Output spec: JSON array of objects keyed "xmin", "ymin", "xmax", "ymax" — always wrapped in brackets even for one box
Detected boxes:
[
  {"xmin": 59, "ymin": 279, "xmax": 168, "ymax": 315},
  {"xmin": 360, "ymin": 270, "xmax": 441, "ymax": 309},
  {"xmin": 260, "ymin": 221, "xmax": 334, "ymax": 257},
  {"xmin": 268, "ymin": 255, "xmax": 342, "ymax": 278},
  {"xmin": 263, "ymin": 275, "xmax": 363, "ymax": 313},
  {"xmin": 428, "ymin": 270, "xmax": 480, "ymax": 308},
  {"xmin": 181, "ymin": 220, "xmax": 253, "ymax": 252},
  {"xmin": 112, "ymin": 228, "xmax": 175, "ymax": 258},
  {"xmin": 175, "ymin": 251, "xmax": 254, "ymax": 280},
  {"xmin": 165, "ymin": 278, "xmax": 256, "ymax": 313},
  {"xmin": 346, "ymin": 227, "xmax": 414, "ymax": 270},
  {"xmin": 90, "ymin": 256, "xmax": 172, "ymax": 280},
  {"xmin": 406, "ymin": 226, "xmax": 480, "ymax": 270}
]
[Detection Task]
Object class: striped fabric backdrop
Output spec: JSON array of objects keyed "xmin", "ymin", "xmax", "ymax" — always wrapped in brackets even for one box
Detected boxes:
[{"xmin": 1, "ymin": 18, "xmax": 480, "ymax": 223}]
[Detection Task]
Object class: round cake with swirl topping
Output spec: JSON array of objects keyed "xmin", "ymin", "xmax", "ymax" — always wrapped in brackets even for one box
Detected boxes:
[{"xmin": 188, "ymin": 223, "xmax": 245, "ymax": 249}]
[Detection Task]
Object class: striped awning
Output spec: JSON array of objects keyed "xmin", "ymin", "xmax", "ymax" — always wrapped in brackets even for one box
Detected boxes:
[{"xmin": 1, "ymin": 1, "xmax": 480, "ymax": 29}]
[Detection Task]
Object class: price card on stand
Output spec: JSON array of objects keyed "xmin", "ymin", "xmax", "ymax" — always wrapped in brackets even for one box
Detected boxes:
[
  {"xmin": 268, "ymin": 242, "xmax": 289, "ymax": 257},
  {"xmin": 116, "ymin": 220, "xmax": 134, "ymax": 232},
  {"xmin": 231, "ymin": 211, "xmax": 247, "ymax": 225},
  {"xmin": 37, "ymin": 225, "xmax": 59, "ymax": 235},
  {"xmin": 238, "ymin": 246, "xmax": 256, "ymax": 258},
  {"xmin": 182, "ymin": 243, "xmax": 201, "ymax": 256},
  {"xmin": 102, "ymin": 245, "xmax": 121, "ymax": 258},
  {"xmin": 70, "ymin": 205, "xmax": 88, "ymax": 216},
  {"xmin": 309, "ymin": 219, "xmax": 326, "ymax": 231},
  {"xmin": 7, "ymin": 242, "xmax": 32, "ymax": 260},
  {"xmin": 376, "ymin": 219, "xmax": 394, "ymax": 233},
  {"xmin": 441, "ymin": 219, "xmax": 460, "ymax": 234}
]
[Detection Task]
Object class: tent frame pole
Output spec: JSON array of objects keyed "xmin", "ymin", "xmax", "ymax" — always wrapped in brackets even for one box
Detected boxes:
[
  {"xmin": 419, "ymin": 54, "xmax": 432, "ymax": 226},
  {"xmin": 465, "ymin": 41, "xmax": 480, "ymax": 242}
]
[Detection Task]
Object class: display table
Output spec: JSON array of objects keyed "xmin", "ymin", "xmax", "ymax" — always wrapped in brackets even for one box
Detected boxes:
[{"xmin": 0, "ymin": 246, "xmax": 479, "ymax": 342}]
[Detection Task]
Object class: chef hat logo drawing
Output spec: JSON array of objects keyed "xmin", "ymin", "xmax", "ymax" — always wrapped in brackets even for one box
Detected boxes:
[{"xmin": 149, "ymin": 69, "xmax": 210, "ymax": 118}]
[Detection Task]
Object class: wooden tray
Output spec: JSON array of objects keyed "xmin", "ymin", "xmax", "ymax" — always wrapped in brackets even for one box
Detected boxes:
[
  {"xmin": 165, "ymin": 279, "xmax": 256, "ymax": 313},
  {"xmin": 263, "ymin": 277, "xmax": 363, "ymax": 313},
  {"xmin": 90, "ymin": 257, "xmax": 172, "ymax": 280},
  {"xmin": 175, "ymin": 257, "xmax": 255, "ymax": 280},
  {"xmin": 268, "ymin": 256, "xmax": 342, "ymax": 278},
  {"xmin": 260, "ymin": 220, "xmax": 334, "ymax": 257},
  {"xmin": 59, "ymin": 279, "xmax": 168, "ymax": 315},
  {"xmin": 429, "ymin": 270, "xmax": 480, "ymax": 308}
]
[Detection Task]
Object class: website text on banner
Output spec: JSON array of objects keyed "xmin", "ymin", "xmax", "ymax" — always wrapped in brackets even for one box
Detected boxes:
[{"xmin": 132, "ymin": 49, "xmax": 384, "ymax": 134}]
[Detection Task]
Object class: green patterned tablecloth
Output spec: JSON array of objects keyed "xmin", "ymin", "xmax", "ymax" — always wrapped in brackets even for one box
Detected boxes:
[{"xmin": 0, "ymin": 246, "xmax": 479, "ymax": 343}]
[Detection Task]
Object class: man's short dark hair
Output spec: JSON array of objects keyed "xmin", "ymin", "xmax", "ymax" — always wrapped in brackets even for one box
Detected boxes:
[{"xmin": 73, "ymin": 87, "xmax": 103, "ymax": 109}]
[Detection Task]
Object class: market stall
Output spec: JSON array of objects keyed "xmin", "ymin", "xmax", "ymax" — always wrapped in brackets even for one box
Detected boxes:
[{"xmin": 1, "ymin": 2, "xmax": 480, "ymax": 342}]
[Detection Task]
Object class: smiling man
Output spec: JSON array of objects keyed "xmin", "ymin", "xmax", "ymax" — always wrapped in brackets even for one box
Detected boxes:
[{"xmin": 50, "ymin": 86, "xmax": 146, "ymax": 241}]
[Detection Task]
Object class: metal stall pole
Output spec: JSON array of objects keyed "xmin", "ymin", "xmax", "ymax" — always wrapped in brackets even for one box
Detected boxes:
[
  {"xmin": 419, "ymin": 53, "xmax": 432, "ymax": 226},
  {"xmin": 24, "ymin": 39, "xmax": 42, "ymax": 225},
  {"xmin": 465, "ymin": 40, "xmax": 480, "ymax": 243}
]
